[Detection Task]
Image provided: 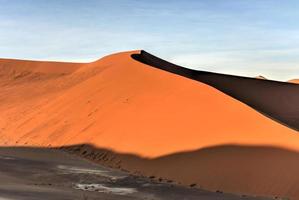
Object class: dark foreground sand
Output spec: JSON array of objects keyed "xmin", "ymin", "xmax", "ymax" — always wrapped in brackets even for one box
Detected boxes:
[{"xmin": 0, "ymin": 147, "xmax": 270, "ymax": 200}]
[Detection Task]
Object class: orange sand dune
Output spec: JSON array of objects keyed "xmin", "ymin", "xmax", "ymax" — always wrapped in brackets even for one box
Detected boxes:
[
  {"xmin": 288, "ymin": 79, "xmax": 299, "ymax": 84},
  {"xmin": 0, "ymin": 51, "xmax": 299, "ymax": 199}
]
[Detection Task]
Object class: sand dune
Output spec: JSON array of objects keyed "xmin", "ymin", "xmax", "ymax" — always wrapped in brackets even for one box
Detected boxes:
[
  {"xmin": 0, "ymin": 50, "xmax": 299, "ymax": 199},
  {"xmin": 288, "ymin": 79, "xmax": 299, "ymax": 84}
]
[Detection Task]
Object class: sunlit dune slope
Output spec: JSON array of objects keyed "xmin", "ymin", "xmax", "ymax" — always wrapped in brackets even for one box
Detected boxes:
[
  {"xmin": 289, "ymin": 79, "xmax": 299, "ymax": 84},
  {"xmin": 0, "ymin": 50, "xmax": 299, "ymax": 199}
]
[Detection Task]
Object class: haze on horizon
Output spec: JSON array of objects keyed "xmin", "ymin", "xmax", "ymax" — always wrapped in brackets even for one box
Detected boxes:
[{"xmin": 0, "ymin": 0, "xmax": 299, "ymax": 81}]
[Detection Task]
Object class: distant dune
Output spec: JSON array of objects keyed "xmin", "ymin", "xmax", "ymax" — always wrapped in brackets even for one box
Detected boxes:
[
  {"xmin": 288, "ymin": 79, "xmax": 299, "ymax": 84},
  {"xmin": 0, "ymin": 50, "xmax": 299, "ymax": 199}
]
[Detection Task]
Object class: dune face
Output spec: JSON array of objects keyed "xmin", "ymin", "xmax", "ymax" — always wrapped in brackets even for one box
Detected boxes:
[{"xmin": 1, "ymin": 51, "xmax": 299, "ymax": 199}]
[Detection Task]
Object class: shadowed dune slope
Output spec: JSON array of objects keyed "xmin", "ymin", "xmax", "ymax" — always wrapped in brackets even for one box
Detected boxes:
[
  {"xmin": 0, "ymin": 50, "xmax": 299, "ymax": 198},
  {"xmin": 63, "ymin": 144, "xmax": 299, "ymax": 199},
  {"xmin": 132, "ymin": 51, "xmax": 299, "ymax": 131}
]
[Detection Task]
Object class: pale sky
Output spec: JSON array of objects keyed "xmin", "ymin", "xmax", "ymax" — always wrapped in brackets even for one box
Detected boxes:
[{"xmin": 0, "ymin": 0, "xmax": 299, "ymax": 81}]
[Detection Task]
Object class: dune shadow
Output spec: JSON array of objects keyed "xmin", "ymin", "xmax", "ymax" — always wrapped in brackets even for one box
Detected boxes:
[
  {"xmin": 0, "ymin": 144, "xmax": 298, "ymax": 198},
  {"xmin": 54, "ymin": 143, "xmax": 299, "ymax": 199},
  {"xmin": 1, "ymin": 144, "xmax": 298, "ymax": 199},
  {"xmin": 132, "ymin": 51, "xmax": 299, "ymax": 131},
  {"xmin": 0, "ymin": 144, "xmax": 280, "ymax": 200}
]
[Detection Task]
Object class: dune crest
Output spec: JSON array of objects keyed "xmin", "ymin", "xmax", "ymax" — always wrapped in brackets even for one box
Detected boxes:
[{"xmin": 1, "ymin": 50, "xmax": 299, "ymax": 199}]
